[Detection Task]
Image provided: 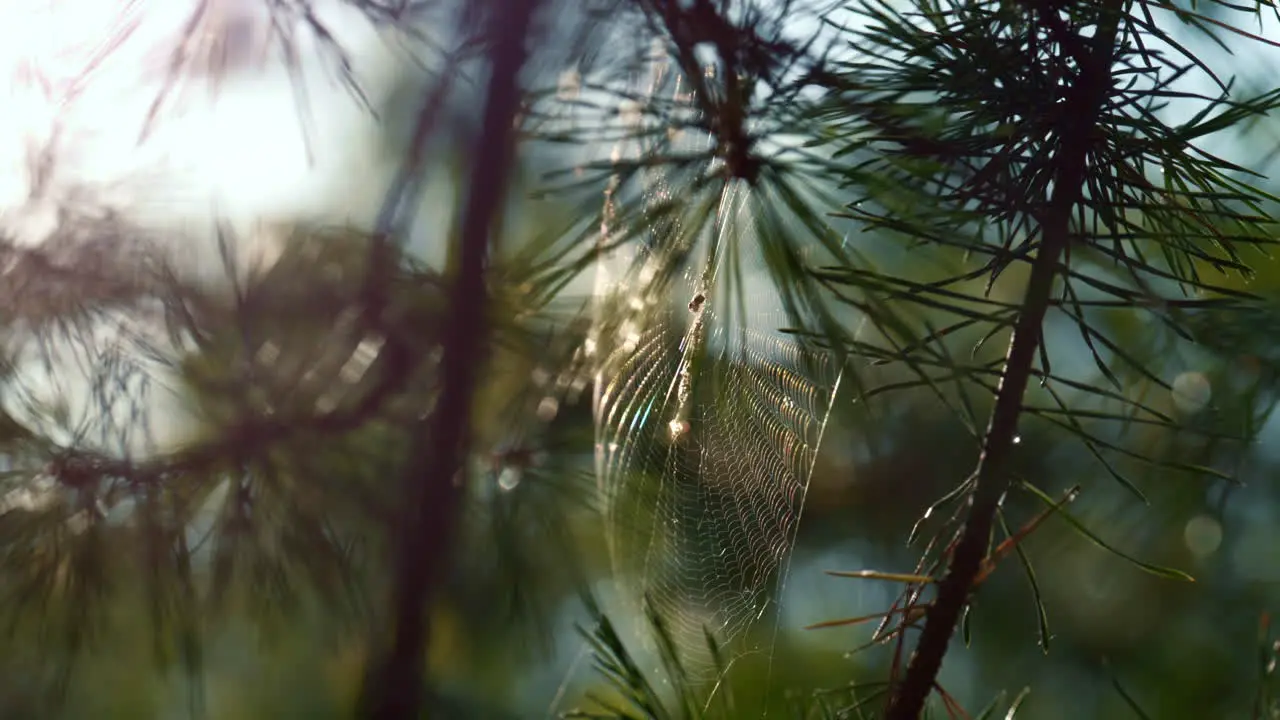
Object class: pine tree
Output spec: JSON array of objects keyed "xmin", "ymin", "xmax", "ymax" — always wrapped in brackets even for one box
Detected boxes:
[{"xmin": 4, "ymin": 0, "xmax": 1280, "ymax": 718}]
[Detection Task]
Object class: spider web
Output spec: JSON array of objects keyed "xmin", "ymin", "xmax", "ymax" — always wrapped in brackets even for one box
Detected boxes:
[{"xmin": 588, "ymin": 58, "xmax": 844, "ymax": 673}]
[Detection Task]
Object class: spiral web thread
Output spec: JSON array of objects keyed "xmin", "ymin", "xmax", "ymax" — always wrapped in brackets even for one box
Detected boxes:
[{"xmin": 589, "ymin": 48, "xmax": 843, "ymax": 675}]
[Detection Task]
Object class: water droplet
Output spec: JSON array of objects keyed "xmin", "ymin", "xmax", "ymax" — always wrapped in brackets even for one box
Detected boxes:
[
  {"xmin": 1184, "ymin": 514, "xmax": 1222, "ymax": 558},
  {"xmin": 497, "ymin": 467, "xmax": 521, "ymax": 492},
  {"xmin": 620, "ymin": 321, "xmax": 641, "ymax": 352},
  {"xmin": 255, "ymin": 342, "xmax": 280, "ymax": 366},
  {"xmin": 1172, "ymin": 371, "xmax": 1212, "ymax": 414},
  {"xmin": 537, "ymin": 396, "xmax": 560, "ymax": 421},
  {"xmin": 1013, "ymin": 435, "xmax": 1022, "ymax": 444},
  {"xmin": 669, "ymin": 419, "xmax": 690, "ymax": 439}
]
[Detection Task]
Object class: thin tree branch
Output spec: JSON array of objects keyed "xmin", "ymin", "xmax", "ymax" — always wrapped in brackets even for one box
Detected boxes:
[
  {"xmin": 355, "ymin": 0, "xmax": 539, "ymax": 716},
  {"xmin": 885, "ymin": 3, "xmax": 1126, "ymax": 718}
]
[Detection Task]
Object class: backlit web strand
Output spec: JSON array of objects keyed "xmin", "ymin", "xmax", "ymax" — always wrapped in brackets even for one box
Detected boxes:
[{"xmin": 591, "ymin": 47, "xmax": 842, "ymax": 674}]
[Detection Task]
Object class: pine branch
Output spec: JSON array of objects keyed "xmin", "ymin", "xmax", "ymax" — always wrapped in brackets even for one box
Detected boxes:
[
  {"xmin": 642, "ymin": 0, "xmax": 796, "ymax": 182},
  {"xmin": 355, "ymin": 1, "xmax": 538, "ymax": 717},
  {"xmin": 884, "ymin": 2, "xmax": 1127, "ymax": 718}
]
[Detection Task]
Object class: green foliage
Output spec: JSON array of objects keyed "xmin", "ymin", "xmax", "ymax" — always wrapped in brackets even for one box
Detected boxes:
[
  {"xmin": 9, "ymin": 0, "xmax": 1280, "ymax": 718},
  {"xmin": 535, "ymin": 0, "xmax": 1280, "ymax": 717}
]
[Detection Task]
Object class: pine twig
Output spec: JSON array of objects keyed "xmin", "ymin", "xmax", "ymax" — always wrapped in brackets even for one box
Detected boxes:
[
  {"xmin": 884, "ymin": 3, "xmax": 1126, "ymax": 718},
  {"xmin": 355, "ymin": 0, "xmax": 539, "ymax": 717}
]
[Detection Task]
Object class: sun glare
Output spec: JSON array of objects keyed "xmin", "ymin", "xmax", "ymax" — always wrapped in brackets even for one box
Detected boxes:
[
  {"xmin": 0, "ymin": 0, "xmax": 402, "ymax": 457},
  {"xmin": 0, "ymin": 0, "xmax": 396, "ymax": 249}
]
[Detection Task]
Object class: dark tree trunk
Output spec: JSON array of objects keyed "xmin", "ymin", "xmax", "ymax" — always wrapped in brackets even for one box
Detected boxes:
[{"xmin": 357, "ymin": 2, "xmax": 539, "ymax": 717}]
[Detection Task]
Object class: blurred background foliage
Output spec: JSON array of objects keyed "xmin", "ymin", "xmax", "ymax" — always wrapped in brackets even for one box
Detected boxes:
[{"xmin": 6, "ymin": 0, "xmax": 1280, "ymax": 719}]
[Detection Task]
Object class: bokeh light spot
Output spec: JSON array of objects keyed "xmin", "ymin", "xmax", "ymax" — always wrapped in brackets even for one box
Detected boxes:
[
  {"xmin": 1184, "ymin": 514, "xmax": 1222, "ymax": 558},
  {"xmin": 1171, "ymin": 371, "xmax": 1212, "ymax": 414}
]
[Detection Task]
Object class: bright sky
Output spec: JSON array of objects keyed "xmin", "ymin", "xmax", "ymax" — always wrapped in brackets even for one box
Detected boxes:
[
  {"xmin": 0, "ymin": 0, "xmax": 413, "ymax": 455},
  {"xmin": 0, "ymin": 0, "xmax": 404, "ymax": 249}
]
